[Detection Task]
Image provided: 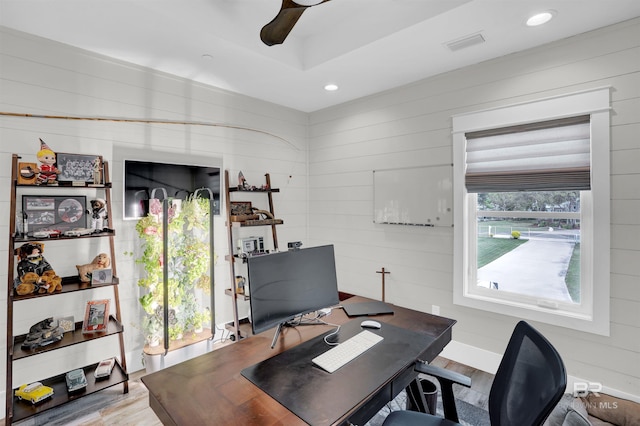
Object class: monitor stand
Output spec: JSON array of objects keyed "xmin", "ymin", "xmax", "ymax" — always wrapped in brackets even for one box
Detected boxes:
[
  {"xmin": 270, "ymin": 317, "xmax": 326, "ymax": 349},
  {"xmin": 270, "ymin": 322, "xmax": 285, "ymax": 349}
]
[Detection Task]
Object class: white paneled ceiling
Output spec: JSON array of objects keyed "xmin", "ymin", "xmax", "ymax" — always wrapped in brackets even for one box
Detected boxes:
[{"xmin": 2, "ymin": 0, "xmax": 639, "ymax": 112}]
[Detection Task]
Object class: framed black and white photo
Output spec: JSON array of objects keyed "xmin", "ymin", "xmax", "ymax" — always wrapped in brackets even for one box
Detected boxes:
[
  {"xmin": 23, "ymin": 195, "xmax": 86, "ymax": 232},
  {"xmin": 56, "ymin": 153, "xmax": 102, "ymax": 184},
  {"xmin": 91, "ymin": 268, "xmax": 112, "ymax": 284},
  {"xmin": 82, "ymin": 299, "xmax": 110, "ymax": 333}
]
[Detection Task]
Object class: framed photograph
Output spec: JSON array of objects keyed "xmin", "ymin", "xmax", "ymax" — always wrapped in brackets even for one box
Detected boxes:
[
  {"xmin": 229, "ymin": 201, "xmax": 258, "ymax": 222},
  {"xmin": 91, "ymin": 268, "xmax": 112, "ymax": 284},
  {"xmin": 230, "ymin": 201, "xmax": 253, "ymax": 216},
  {"xmin": 56, "ymin": 153, "xmax": 103, "ymax": 184},
  {"xmin": 82, "ymin": 299, "xmax": 110, "ymax": 333},
  {"xmin": 23, "ymin": 195, "xmax": 86, "ymax": 233}
]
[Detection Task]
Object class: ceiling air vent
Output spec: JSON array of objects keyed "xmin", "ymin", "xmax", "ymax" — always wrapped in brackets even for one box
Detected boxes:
[{"xmin": 445, "ymin": 33, "xmax": 486, "ymax": 52}]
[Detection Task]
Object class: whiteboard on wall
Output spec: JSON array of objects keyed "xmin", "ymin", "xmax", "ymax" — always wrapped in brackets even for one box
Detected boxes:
[{"xmin": 373, "ymin": 165, "xmax": 453, "ymax": 227}]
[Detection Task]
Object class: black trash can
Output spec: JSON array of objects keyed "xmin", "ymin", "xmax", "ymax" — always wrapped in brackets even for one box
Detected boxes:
[{"xmin": 406, "ymin": 378, "xmax": 438, "ymax": 415}]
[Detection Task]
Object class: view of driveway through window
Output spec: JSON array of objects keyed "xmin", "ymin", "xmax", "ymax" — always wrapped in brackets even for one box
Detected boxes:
[{"xmin": 476, "ymin": 192, "xmax": 581, "ymax": 303}]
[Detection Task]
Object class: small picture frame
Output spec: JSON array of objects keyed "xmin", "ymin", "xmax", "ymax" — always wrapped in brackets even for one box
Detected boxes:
[
  {"xmin": 56, "ymin": 153, "xmax": 103, "ymax": 185},
  {"xmin": 56, "ymin": 316, "xmax": 75, "ymax": 333},
  {"xmin": 91, "ymin": 268, "xmax": 112, "ymax": 284},
  {"xmin": 230, "ymin": 201, "xmax": 253, "ymax": 216},
  {"xmin": 23, "ymin": 195, "xmax": 87, "ymax": 233},
  {"xmin": 82, "ymin": 299, "xmax": 110, "ymax": 333}
]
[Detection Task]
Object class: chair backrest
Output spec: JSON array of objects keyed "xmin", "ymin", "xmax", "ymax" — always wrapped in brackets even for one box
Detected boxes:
[{"xmin": 489, "ymin": 321, "xmax": 567, "ymax": 426}]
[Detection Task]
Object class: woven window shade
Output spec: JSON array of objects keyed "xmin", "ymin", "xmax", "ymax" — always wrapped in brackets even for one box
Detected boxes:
[{"xmin": 465, "ymin": 116, "xmax": 591, "ymax": 193}]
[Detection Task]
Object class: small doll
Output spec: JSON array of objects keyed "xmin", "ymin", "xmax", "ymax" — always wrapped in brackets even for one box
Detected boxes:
[
  {"xmin": 36, "ymin": 139, "xmax": 59, "ymax": 185},
  {"xmin": 90, "ymin": 198, "xmax": 108, "ymax": 230},
  {"xmin": 238, "ymin": 171, "xmax": 248, "ymax": 189},
  {"xmin": 92, "ymin": 157, "xmax": 102, "ymax": 185}
]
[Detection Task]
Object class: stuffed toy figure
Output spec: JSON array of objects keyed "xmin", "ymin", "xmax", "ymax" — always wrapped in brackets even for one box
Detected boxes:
[
  {"xmin": 90, "ymin": 198, "xmax": 108, "ymax": 230},
  {"xmin": 36, "ymin": 138, "xmax": 59, "ymax": 185},
  {"xmin": 16, "ymin": 270, "xmax": 62, "ymax": 295},
  {"xmin": 76, "ymin": 253, "xmax": 111, "ymax": 282},
  {"xmin": 14, "ymin": 243, "xmax": 62, "ymax": 295},
  {"xmin": 16, "ymin": 243, "xmax": 52, "ymax": 277}
]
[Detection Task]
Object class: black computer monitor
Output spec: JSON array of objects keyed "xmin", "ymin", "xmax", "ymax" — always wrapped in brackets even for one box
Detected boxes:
[{"xmin": 247, "ymin": 244, "xmax": 340, "ymax": 336}]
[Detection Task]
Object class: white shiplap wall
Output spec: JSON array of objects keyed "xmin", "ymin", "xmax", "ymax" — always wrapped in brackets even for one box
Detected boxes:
[
  {"xmin": 307, "ymin": 18, "xmax": 640, "ymax": 398},
  {"xmin": 0, "ymin": 26, "xmax": 309, "ymax": 412},
  {"xmin": 0, "ymin": 15, "xmax": 639, "ymax": 417}
]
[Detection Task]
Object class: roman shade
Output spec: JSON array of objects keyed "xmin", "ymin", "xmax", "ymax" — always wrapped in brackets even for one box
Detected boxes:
[{"xmin": 464, "ymin": 115, "xmax": 591, "ymax": 193}]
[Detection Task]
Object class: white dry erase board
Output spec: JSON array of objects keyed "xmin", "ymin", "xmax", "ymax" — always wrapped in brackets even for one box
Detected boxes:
[{"xmin": 373, "ymin": 165, "xmax": 453, "ymax": 227}]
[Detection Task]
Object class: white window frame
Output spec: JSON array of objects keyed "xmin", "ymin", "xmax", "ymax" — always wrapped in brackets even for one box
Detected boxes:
[{"xmin": 452, "ymin": 88, "xmax": 610, "ymax": 336}]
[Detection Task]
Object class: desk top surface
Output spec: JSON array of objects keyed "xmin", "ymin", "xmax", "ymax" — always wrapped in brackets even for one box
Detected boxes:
[{"xmin": 141, "ymin": 296, "xmax": 455, "ymax": 426}]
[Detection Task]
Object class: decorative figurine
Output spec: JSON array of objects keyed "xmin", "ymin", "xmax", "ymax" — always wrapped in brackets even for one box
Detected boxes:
[
  {"xmin": 36, "ymin": 139, "xmax": 59, "ymax": 185},
  {"xmin": 20, "ymin": 318, "xmax": 64, "ymax": 349},
  {"xmin": 92, "ymin": 157, "xmax": 102, "ymax": 185},
  {"xmin": 16, "ymin": 243, "xmax": 53, "ymax": 278},
  {"xmin": 14, "ymin": 243, "xmax": 62, "ymax": 295},
  {"xmin": 76, "ymin": 253, "xmax": 111, "ymax": 282},
  {"xmin": 238, "ymin": 171, "xmax": 248, "ymax": 189},
  {"xmin": 90, "ymin": 198, "xmax": 108, "ymax": 230}
]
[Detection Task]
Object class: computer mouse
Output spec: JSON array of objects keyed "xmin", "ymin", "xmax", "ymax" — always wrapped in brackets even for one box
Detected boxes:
[{"xmin": 361, "ymin": 320, "xmax": 382, "ymax": 329}]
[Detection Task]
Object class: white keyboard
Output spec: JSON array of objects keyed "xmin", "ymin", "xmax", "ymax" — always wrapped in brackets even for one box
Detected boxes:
[{"xmin": 312, "ymin": 330, "xmax": 384, "ymax": 373}]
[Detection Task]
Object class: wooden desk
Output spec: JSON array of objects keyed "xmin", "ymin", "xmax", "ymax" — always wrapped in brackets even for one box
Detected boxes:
[{"xmin": 141, "ymin": 296, "xmax": 456, "ymax": 425}]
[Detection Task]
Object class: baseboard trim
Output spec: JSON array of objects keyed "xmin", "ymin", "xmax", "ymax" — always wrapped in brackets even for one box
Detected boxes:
[
  {"xmin": 441, "ymin": 340, "xmax": 640, "ymax": 403},
  {"xmin": 440, "ymin": 340, "xmax": 502, "ymax": 374}
]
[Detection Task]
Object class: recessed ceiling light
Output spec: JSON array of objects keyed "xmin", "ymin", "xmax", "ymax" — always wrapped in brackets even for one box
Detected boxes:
[
  {"xmin": 324, "ymin": 84, "xmax": 339, "ymax": 92},
  {"xmin": 526, "ymin": 11, "xmax": 555, "ymax": 27}
]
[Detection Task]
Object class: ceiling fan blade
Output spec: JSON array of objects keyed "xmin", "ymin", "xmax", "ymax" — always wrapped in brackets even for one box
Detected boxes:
[{"xmin": 260, "ymin": 0, "xmax": 331, "ymax": 46}]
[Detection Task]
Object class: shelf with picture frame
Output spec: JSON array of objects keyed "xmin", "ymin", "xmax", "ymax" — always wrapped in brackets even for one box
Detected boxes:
[
  {"xmin": 224, "ymin": 170, "xmax": 282, "ymax": 341},
  {"xmin": 55, "ymin": 152, "xmax": 105, "ymax": 187},
  {"xmin": 5, "ymin": 153, "xmax": 128, "ymax": 425},
  {"xmin": 22, "ymin": 194, "xmax": 87, "ymax": 232},
  {"xmin": 12, "ymin": 315, "xmax": 123, "ymax": 361},
  {"xmin": 11, "ymin": 274, "xmax": 120, "ymax": 301},
  {"xmin": 15, "ymin": 191, "xmax": 116, "ymax": 241}
]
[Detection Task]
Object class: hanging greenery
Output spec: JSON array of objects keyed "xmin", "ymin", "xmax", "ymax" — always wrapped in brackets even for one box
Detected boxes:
[{"xmin": 135, "ymin": 194, "xmax": 212, "ymax": 346}]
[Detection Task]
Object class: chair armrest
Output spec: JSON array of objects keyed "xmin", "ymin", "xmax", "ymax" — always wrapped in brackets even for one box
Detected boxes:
[
  {"xmin": 414, "ymin": 362, "xmax": 472, "ymax": 388},
  {"xmin": 414, "ymin": 361, "xmax": 472, "ymax": 423}
]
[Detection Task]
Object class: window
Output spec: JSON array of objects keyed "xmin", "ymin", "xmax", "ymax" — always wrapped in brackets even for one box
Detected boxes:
[{"xmin": 452, "ymin": 88, "xmax": 610, "ymax": 336}]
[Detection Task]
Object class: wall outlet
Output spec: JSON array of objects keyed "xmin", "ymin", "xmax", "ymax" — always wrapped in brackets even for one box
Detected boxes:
[{"xmin": 432, "ymin": 305, "xmax": 440, "ymax": 315}]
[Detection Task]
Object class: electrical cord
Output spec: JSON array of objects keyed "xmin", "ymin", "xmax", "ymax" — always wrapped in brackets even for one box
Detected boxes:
[{"xmin": 320, "ymin": 321, "xmax": 341, "ymax": 346}]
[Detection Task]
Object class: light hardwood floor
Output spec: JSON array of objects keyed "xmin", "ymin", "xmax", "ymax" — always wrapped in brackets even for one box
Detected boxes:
[
  {"xmin": 7, "ymin": 320, "xmax": 493, "ymax": 425},
  {"xmin": 11, "ymin": 368, "xmax": 161, "ymax": 426},
  {"xmin": 8, "ymin": 356, "xmax": 493, "ymax": 426}
]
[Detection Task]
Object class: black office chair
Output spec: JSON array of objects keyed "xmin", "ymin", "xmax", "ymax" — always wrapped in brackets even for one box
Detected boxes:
[{"xmin": 384, "ymin": 321, "xmax": 567, "ymax": 426}]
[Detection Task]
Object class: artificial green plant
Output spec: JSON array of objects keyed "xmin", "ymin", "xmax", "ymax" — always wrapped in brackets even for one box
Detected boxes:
[{"xmin": 135, "ymin": 194, "xmax": 212, "ymax": 346}]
